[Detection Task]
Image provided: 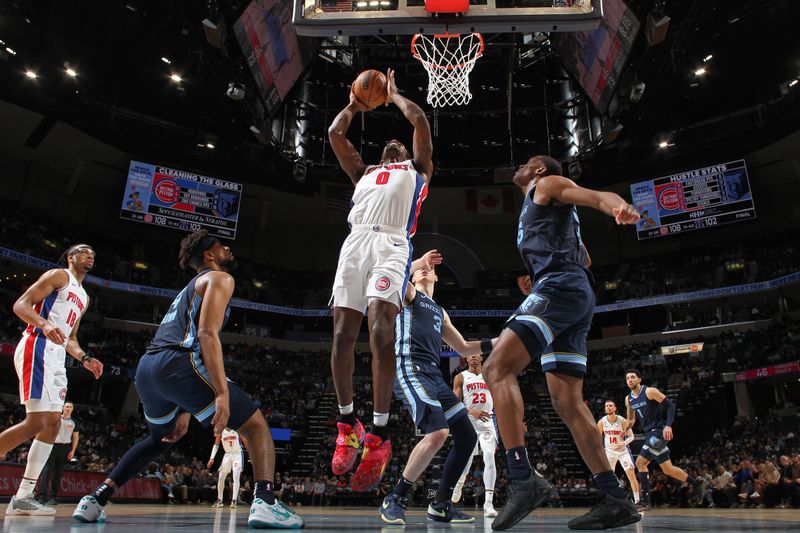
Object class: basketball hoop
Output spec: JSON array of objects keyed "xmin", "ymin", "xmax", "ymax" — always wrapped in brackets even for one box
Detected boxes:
[{"xmin": 411, "ymin": 32, "xmax": 484, "ymax": 108}]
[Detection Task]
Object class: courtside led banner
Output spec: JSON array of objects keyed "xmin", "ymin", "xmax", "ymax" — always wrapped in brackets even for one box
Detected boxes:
[{"xmin": 120, "ymin": 160, "xmax": 242, "ymax": 239}]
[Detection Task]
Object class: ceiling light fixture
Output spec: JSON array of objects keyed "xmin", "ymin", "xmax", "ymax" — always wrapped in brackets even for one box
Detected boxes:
[
  {"xmin": 694, "ymin": 67, "xmax": 706, "ymax": 77},
  {"xmin": 205, "ymin": 143, "xmax": 215, "ymax": 149},
  {"xmin": 161, "ymin": 57, "xmax": 171, "ymax": 64},
  {"xmin": 170, "ymin": 73, "xmax": 182, "ymax": 83},
  {"xmin": 790, "ymin": 79, "xmax": 798, "ymax": 87},
  {"xmin": 65, "ymin": 67, "xmax": 77, "ymax": 78},
  {"xmin": 6, "ymin": 47, "xmax": 16, "ymax": 55},
  {"xmin": 658, "ymin": 141, "xmax": 669, "ymax": 149},
  {"xmin": 25, "ymin": 70, "xmax": 37, "ymax": 79},
  {"xmin": 703, "ymin": 54, "xmax": 713, "ymax": 62}
]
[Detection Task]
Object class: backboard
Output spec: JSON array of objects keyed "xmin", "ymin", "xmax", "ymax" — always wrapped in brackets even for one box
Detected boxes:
[{"xmin": 292, "ymin": 0, "xmax": 603, "ymax": 37}]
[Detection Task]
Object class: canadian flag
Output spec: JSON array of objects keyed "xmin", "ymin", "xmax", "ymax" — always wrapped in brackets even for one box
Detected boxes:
[{"xmin": 465, "ymin": 189, "xmax": 515, "ymax": 215}]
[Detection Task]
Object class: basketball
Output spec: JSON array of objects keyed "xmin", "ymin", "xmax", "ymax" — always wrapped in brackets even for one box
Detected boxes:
[{"xmin": 352, "ymin": 69, "xmax": 387, "ymax": 109}]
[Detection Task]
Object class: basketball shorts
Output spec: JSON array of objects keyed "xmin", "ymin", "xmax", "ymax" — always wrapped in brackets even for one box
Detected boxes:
[
  {"xmin": 135, "ymin": 349, "xmax": 258, "ymax": 432},
  {"xmin": 639, "ymin": 432, "xmax": 671, "ymax": 464},
  {"xmin": 330, "ymin": 224, "xmax": 412, "ymax": 312},
  {"xmin": 219, "ymin": 452, "xmax": 243, "ymax": 476},
  {"xmin": 394, "ymin": 363, "xmax": 466, "ymax": 433},
  {"xmin": 504, "ymin": 271, "xmax": 595, "ymax": 378},
  {"xmin": 605, "ymin": 447, "xmax": 635, "ymax": 471},
  {"xmin": 469, "ymin": 417, "xmax": 498, "ymax": 456},
  {"xmin": 14, "ymin": 333, "xmax": 68, "ymax": 413}
]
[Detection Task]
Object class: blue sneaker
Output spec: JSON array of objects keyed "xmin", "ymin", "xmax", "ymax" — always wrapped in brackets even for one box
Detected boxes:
[
  {"xmin": 427, "ymin": 500, "xmax": 474, "ymax": 523},
  {"xmin": 379, "ymin": 493, "xmax": 409, "ymax": 525}
]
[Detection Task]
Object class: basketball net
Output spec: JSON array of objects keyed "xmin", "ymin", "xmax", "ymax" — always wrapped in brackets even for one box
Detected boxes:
[{"xmin": 411, "ymin": 33, "xmax": 484, "ymax": 107}]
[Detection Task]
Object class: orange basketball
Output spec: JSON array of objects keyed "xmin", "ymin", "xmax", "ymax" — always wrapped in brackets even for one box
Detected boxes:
[{"xmin": 352, "ymin": 69, "xmax": 387, "ymax": 109}]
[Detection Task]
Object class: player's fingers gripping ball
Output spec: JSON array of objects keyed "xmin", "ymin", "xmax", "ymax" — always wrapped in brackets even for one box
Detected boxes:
[{"xmin": 353, "ymin": 69, "xmax": 388, "ymax": 109}]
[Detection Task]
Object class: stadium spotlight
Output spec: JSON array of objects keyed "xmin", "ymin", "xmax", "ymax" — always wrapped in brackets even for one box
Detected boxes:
[
  {"xmin": 694, "ymin": 68, "xmax": 706, "ymax": 77},
  {"xmin": 703, "ymin": 54, "xmax": 713, "ymax": 62},
  {"xmin": 24, "ymin": 70, "xmax": 37, "ymax": 79},
  {"xmin": 658, "ymin": 140, "xmax": 669, "ymax": 149},
  {"xmin": 65, "ymin": 67, "xmax": 77, "ymax": 78},
  {"xmin": 161, "ymin": 56, "xmax": 171, "ymax": 64},
  {"xmin": 170, "ymin": 73, "xmax": 182, "ymax": 83}
]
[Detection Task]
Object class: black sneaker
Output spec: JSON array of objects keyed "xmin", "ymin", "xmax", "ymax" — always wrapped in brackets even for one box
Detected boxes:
[
  {"xmin": 635, "ymin": 500, "xmax": 652, "ymax": 512},
  {"xmin": 491, "ymin": 472, "xmax": 552, "ymax": 531},
  {"xmin": 567, "ymin": 494, "xmax": 641, "ymax": 530}
]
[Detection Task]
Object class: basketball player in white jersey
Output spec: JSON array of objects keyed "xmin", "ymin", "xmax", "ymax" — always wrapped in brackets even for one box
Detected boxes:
[
  {"xmin": 208, "ymin": 427, "xmax": 248, "ymax": 508},
  {"xmin": 597, "ymin": 400, "xmax": 639, "ymax": 503},
  {"xmin": 327, "ymin": 68, "xmax": 433, "ymax": 491},
  {"xmin": 452, "ymin": 354, "xmax": 499, "ymax": 517},
  {"xmin": 0, "ymin": 244, "xmax": 103, "ymax": 515}
]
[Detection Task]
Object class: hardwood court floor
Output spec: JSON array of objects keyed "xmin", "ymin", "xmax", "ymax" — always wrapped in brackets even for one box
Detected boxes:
[{"xmin": 2, "ymin": 504, "xmax": 799, "ymax": 532}]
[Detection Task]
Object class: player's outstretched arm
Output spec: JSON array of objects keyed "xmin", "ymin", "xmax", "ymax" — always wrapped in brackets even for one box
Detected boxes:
[
  {"xmin": 13, "ymin": 269, "xmax": 70, "ymax": 345},
  {"xmin": 409, "ymin": 249, "xmax": 442, "ymax": 276},
  {"xmin": 197, "ymin": 271, "xmax": 236, "ymax": 436},
  {"xmin": 535, "ymin": 175, "xmax": 640, "ymax": 224},
  {"xmin": 624, "ymin": 429, "xmax": 635, "ymax": 445},
  {"xmin": 596, "ymin": 420, "xmax": 604, "ymax": 440},
  {"xmin": 442, "ymin": 311, "xmax": 495, "ymax": 357},
  {"xmin": 385, "ymin": 68, "xmax": 433, "ymax": 179},
  {"xmin": 328, "ymin": 90, "xmax": 369, "ymax": 185}
]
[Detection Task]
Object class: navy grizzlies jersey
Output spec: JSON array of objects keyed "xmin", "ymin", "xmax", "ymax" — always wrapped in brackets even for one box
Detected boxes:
[
  {"xmin": 395, "ymin": 292, "xmax": 443, "ymax": 369},
  {"xmin": 629, "ymin": 386, "xmax": 665, "ymax": 434},
  {"xmin": 148, "ymin": 269, "xmax": 231, "ymax": 353},
  {"xmin": 517, "ymin": 185, "xmax": 590, "ymax": 283}
]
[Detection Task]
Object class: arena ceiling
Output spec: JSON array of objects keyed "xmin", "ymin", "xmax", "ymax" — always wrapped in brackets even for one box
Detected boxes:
[{"xmin": 0, "ymin": 0, "xmax": 798, "ymax": 192}]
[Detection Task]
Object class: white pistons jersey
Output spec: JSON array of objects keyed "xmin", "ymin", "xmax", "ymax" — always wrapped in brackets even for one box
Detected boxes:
[
  {"xmin": 461, "ymin": 370, "xmax": 493, "ymax": 415},
  {"xmin": 601, "ymin": 415, "xmax": 631, "ymax": 451},
  {"xmin": 348, "ymin": 160, "xmax": 427, "ymax": 237},
  {"xmin": 221, "ymin": 428, "xmax": 242, "ymax": 453},
  {"xmin": 24, "ymin": 269, "xmax": 88, "ymax": 340}
]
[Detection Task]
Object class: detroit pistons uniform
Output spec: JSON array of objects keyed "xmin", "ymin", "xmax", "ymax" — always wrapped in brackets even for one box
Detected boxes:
[
  {"xmin": 14, "ymin": 270, "xmax": 87, "ymax": 412},
  {"xmin": 219, "ymin": 428, "xmax": 243, "ymax": 477},
  {"xmin": 331, "ymin": 160, "xmax": 427, "ymax": 311},
  {"xmin": 600, "ymin": 416, "xmax": 635, "ymax": 471},
  {"xmin": 460, "ymin": 371, "xmax": 498, "ymax": 455}
]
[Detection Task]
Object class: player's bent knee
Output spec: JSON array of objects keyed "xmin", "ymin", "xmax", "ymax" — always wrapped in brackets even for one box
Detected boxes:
[{"xmin": 430, "ymin": 428, "xmax": 449, "ymax": 448}]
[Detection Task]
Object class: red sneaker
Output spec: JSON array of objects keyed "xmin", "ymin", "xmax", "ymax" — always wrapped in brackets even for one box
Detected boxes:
[
  {"xmin": 351, "ymin": 433, "xmax": 392, "ymax": 492},
  {"xmin": 331, "ymin": 419, "xmax": 365, "ymax": 475}
]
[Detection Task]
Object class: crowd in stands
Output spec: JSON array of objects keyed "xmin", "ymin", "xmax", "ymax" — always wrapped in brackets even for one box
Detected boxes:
[{"xmin": 3, "ymin": 199, "xmax": 800, "ymax": 312}]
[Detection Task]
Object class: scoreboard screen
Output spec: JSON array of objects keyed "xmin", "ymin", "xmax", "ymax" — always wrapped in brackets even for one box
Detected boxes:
[
  {"xmin": 120, "ymin": 161, "xmax": 242, "ymax": 239},
  {"xmin": 630, "ymin": 159, "xmax": 756, "ymax": 240}
]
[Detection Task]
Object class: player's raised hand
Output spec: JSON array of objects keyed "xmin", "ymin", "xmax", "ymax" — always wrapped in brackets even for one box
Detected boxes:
[
  {"xmin": 161, "ymin": 412, "xmax": 192, "ymax": 444},
  {"xmin": 348, "ymin": 83, "xmax": 369, "ymax": 112},
  {"xmin": 612, "ymin": 202, "xmax": 641, "ymax": 225},
  {"xmin": 83, "ymin": 356, "xmax": 103, "ymax": 379},
  {"xmin": 212, "ymin": 394, "xmax": 230, "ymax": 437},
  {"xmin": 42, "ymin": 322, "xmax": 66, "ymax": 345},
  {"xmin": 421, "ymin": 249, "xmax": 442, "ymax": 270},
  {"xmin": 385, "ymin": 68, "xmax": 399, "ymax": 105}
]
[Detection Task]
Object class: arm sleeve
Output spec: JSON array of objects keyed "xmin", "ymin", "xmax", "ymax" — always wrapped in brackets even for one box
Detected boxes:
[
  {"xmin": 210, "ymin": 445, "xmax": 219, "ymax": 460},
  {"xmin": 663, "ymin": 397, "xmax": 676, "ymax": 426},
  {"xmin": 624, "ymin": 429, "xmax": 635, "ymax": 445}
]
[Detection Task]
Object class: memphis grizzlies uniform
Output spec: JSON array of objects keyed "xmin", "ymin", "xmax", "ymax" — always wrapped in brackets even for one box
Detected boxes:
[
  {"xmin": 601, "ymin": 416, "xmax": 635, "ymax": 471},
  {"xmin": 219, "ymin": 428, "xmax": 243, "ymax": 476},
  {"xmin": 135, "ymin": 270, "xmax": 257, "ymax": 429},
  {"xmin": 460, "ymin": 371, "xmax": 498, "ymax": 455},
  {"xmin": 14, "ymin": 269, "xmax": 87, "ymax": 412},
  {"xmin": 629, "ymin": 386, "xmax": 670, "ymax": 464},
  {"xmin": 331, "ymin": 160, "xmax": 428, "ymax": 312},
  {"xmin": 393, "ymin": 292, "xmax": 465, "ymax": 432},
  {"xmin": 504, "ymin": 186, "xmax": 594, "ymax": 378}
]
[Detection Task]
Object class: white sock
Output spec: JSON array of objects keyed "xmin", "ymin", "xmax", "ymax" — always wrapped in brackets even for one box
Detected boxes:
[
  {"xmin": 373, "ymin": 412, "xmax": 389, "ymax": 427},
  {"xmin": 16, "ymin": 439, "xmax": 53, "ymax": 499},
  {"xmin": 634, "ymin": 491, "xmax": 640, "ymax": 504},
  {"xmin": 338, "ymin": 403, "xmax": 354, "ymax": 416},
  {"xmin": 485, "ymin": 490, "xmax": 494, "ymax": 505}
]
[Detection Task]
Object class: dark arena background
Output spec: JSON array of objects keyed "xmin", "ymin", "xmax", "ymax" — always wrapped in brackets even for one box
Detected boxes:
[{"xmin": 0, "ymin": 0, "xmax": 799, "ymax": 531}]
